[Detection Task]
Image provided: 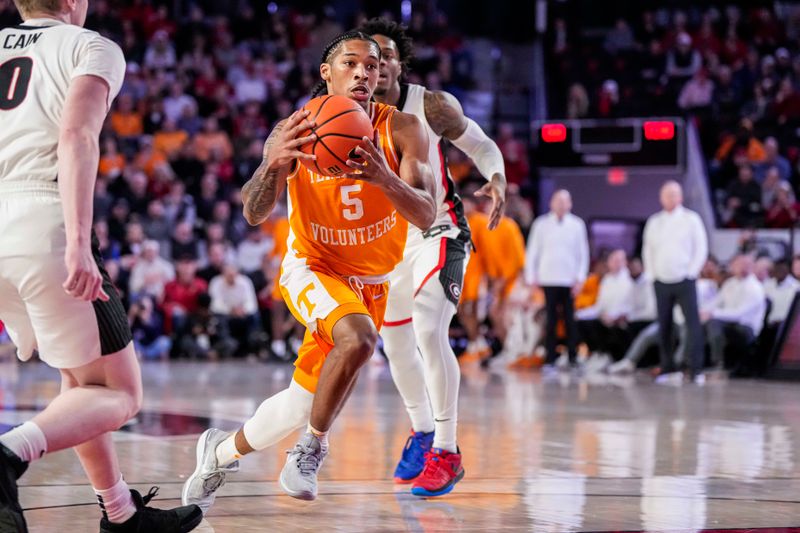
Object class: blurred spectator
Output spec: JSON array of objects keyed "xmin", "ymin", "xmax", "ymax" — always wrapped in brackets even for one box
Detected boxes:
[
  {"xmin": 153, "ymin": 118, "xmax": 189, "ymax": 158},
  {"xmin": 761, "ymin": 167, "xmax": 783, "ymax": 209},
  {"xmin": 496, "ymin": 123, "xmax": 529, "ymax": 187},
  {"xmin": 143, "ymin": 29, "xmax": 176, "ymax": 70},
  {"xmin": 199, "ymin": 242, "xmax": 228, "ymax": 283},
  {"xmin": 237, "ymin": 226, "xmax": 273, "ymax": 278},
  {"xmin": 129, "ymin": 295, "xmax": 171, "ymax": 360},
  {"xmin": 576, "ymin": 249, "xmax": 634, "ymax": 363},
  {"xmin": 763, "ymin": 260, "xmax": 799, "ymax": 326},
  {"xmin": 628, "ymin": 256, "xmax": 657, "ymax": 329},
  {"xmin": 678, "ymin": 68, "xmax": 714, "ymax": 112},
  {"xmin": 170, "ymin": 221, "xmax": 201, "ymax": 261},
  {"xmin": 94, "ymin": 219, "xmax": 121, "ymax": 262},
  {"xmin": 129, "ymin": 240, "xmax": 175, "ymax": 300},
  {"xmin": 99, "ymin": 137, "xmax": 126, "ymax": 180},
  {"xmin": 110, "ymin": 94, "xmax": 143, "ymax": 140},
  {"xmin": 94, "ymin": 176, "xmax": 114, "ymax": 221},
  {"xmin": 163, "ymin": 82, "xmax": 197, "ymax": 124},
  {"xmin": 723, "ymin": 165, "xmax": 763, "ymax": 227},
  {"xmin": 143, "ymin": 199, "xmax": 171, "ymax": 244},
  {"xmin": 162, "ymin": 255, "xmax": 208, "ymax": 335},
  {"xmin": 193, "ymin": 117, "xmax": 233, "ymax": 162},
  {"xmin": 234, "ymin": 63, "xmax": 268, "ymax": 104},
  {"xmin": 163, "ymin": 181, "xmax": 197, "ymax": 227},
  {"xmin": 765, "ymin": 181, "xmax": 800, "ymax": 228},
  {"xmin": 755, "ymin": 137, "xmax": 791, "ymax": 183},
  {"xmin": 665, "ymin": 32, "xmax": 701, "ymax": 85},
  {"xmin": 596, "ymin": 79, "xmax": 620, "ymax": 117},
  {"xmin": 132, "ymin": 136, "xmax": 168, "ymax": 179},
  {"xmin": 701, "ymin": 254, "xmax": 767, "ymax": 370},
  {"xmin": 604, "ymin": 18, "xmax": 636, "ymax": 55},
  {"xmin": 566, "ymin": 83, "xmax": 589, "ymax": 119},
  {"xmin": 178, "ymin": 293, "xmax": 237, "ymax": 360},
  {"xmin": 754, "ymin": 256, "xmax": 774, "ymax": 283},
  {"xmin": 209, "ymin": 263, "xmax": 259, "ymax": 356},
  {"xmin": 126, "ymin": 169, "xmax": 150, "ymax": 216}
]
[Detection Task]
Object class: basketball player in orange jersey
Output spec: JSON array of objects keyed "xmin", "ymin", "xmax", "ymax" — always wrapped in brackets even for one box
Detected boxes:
[
  {"xmin": 182, "ymin": 30, "xmax": 436, "ymax": 511},
  {"xmin": 0, "ymin": 1, "xmax": 202, "ymax": 532},
  {"xmin": 481, "ymin": 211, "xmax": 527, "ymax": 349},
  {"xmin": 459, "ymin": 192, "xmax": 492, "ymax": 360},
  {"xmin": 360, "ymin": 18, "xmax": 507, "ymax": 497}
]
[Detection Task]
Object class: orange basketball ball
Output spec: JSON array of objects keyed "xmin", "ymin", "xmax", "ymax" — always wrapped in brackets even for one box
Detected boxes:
[{"xmin": 298, "ymin": 95, "xmax": 374, "ymax": 177}]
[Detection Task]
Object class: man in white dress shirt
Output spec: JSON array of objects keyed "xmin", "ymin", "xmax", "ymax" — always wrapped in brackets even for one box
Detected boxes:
[
  {"xmin": 525, "ymin": 190, "xmax": 589, "ymax": 367},
  {"xmin": 701, "ymin": 254, "xmax": 766, "ymax": 371},
  {"xmin": 643, "ymin": 181, "xmax": 708, "ymax": 382}
]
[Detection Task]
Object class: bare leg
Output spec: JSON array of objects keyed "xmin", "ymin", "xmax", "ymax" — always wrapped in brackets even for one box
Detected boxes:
[
  {"xmin": 40, "ymin": 344, "xmax": 141, "ymax": 489},
  {"xmin": 32, "ymin": 344, "xmax": 141, "ymax": 458},
  {"xmin": 309, "ymin": 313, "xmax": 376, "ymax": 432}
]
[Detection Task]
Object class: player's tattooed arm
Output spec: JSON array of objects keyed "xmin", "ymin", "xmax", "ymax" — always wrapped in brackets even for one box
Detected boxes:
[
  {"xmin": 423, "ymin": 90, "xmax": 468, "ymax": 139},
  {"xmin": 242, "ymin": 111, "xmax": 317, "ymax": 225},
  {"xmin": 424, "ymin": 89, "xmax": 507, "ymax": 230}
]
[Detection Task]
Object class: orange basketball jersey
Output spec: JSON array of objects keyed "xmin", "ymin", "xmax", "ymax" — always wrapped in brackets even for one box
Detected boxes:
[
  {"xmin": 286, "ymin": 102, "xmax": 407, "ymax": 277},
  {"xmin": 483, "ymin": 216, "xmax": 525, "ymax": 281}
]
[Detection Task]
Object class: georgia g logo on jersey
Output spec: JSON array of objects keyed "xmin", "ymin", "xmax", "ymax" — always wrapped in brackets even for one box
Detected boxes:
[{"xmin": 449, "ymin": 282, "xmax": 462, "ymax": 301}]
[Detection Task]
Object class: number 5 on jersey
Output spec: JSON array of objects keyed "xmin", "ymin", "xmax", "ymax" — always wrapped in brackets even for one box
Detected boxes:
[{"xmin": 340, "ymin": 184, "xmax": 364, "ymax": 221}]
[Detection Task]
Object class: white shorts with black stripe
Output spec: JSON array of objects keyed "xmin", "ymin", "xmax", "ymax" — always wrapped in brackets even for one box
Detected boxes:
[
  {"xmin": 384, "ymin": 225, "xmax": 469, "ymax": 326},
  {"xmin": 0, "ymin": 181, "xmax": 131, "ymax": 369}
]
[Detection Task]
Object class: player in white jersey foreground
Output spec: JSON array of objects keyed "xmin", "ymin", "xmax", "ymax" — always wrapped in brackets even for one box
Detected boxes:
[
  {"xmin": 0, "ymin": 1, "xmax": 201, "ymax": 532},
  {"xmin": 360, "ymin": 18, "xmax": 507, "ymax": 497}
]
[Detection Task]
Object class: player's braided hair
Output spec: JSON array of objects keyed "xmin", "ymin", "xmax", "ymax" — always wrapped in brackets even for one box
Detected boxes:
[
  {"xmin": 357, "ymin": 17, "xmax": 415, "ymax": 76},
  {"xmin": 310, "ymin": 31, "xmax": 381, "ymax": 97}
]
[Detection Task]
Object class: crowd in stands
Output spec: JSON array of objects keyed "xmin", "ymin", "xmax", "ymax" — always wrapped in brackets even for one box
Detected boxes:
[{"xmin": 547, "ymin": 3, "xmax": 800, "ymax": 229}]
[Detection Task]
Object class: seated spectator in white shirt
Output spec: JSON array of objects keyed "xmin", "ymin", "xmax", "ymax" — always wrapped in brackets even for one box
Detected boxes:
[
  {"xmin": 577, "ymin": 249, "xmax": 634, "ymax": 360},
  {"xmin": 628, "ymin": 257, "xmax": 657, "ymax": 331},
  {"xmin": 763, "ymin": 260, "xmax": 800, "ymax": 326},
  {"xmin": 129, "ymin": 240, "xmax": 175, "ymax": 301},
  {"xmin": 237, "ymin": 226, "xmax": 273, "ymax": 279},
  {"xmin": 209, "ymin": 263, "xmax": 260, "ymax": 357},
  {"xmin": 701, "ymin": 254, "xmax": 767, "ymax": 370}
]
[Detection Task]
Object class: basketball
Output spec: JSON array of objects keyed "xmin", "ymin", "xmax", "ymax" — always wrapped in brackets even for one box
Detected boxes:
[{"xmin": 298, "ymin": 94, "xmax": 374, "ymax": 177}]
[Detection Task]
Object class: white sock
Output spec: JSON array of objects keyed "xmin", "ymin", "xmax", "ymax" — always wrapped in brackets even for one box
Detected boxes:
[
  {"xmin": 215, "ymin": 434, "xmax": 242, "ymax": 468},
  {"xmin": 0, "ymin": 421, "xmax": 47, "ymax": 463},
  {"xmin": 382, "ymin": 321, "xmax": 435, "ymax": 434},
  {"xmin": 241, "ymin": 380, "xmax": 313, "ymax": 453},
  {"xmin": 94, "ymin": 476, "xmax": 136, "ymax": 524},
  {"xmin": 308, "ymin": 424, "xmax": 328, "ymax": 449}
]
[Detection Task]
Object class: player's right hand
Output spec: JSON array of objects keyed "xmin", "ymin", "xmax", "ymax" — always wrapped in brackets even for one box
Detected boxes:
[
  {"xmin": 63, "ymin": 244, "xmax": 109, "ymax": 302},
  {"xmin": 265, "ymin": 110, "xmax": 318, "ymax": 169}
]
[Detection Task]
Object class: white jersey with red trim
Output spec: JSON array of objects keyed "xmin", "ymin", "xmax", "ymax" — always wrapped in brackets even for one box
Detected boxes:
[
  {"xmin": 0, "ymin": 18, "xmax": 125, "ymax": 184},
  {"xmin": 398, "ymin": 83, "xmax": 469, "ymax": 243}
]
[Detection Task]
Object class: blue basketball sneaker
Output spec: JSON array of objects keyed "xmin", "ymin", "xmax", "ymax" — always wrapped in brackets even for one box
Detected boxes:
[{"xmin": 393, "ymin": 430, "xmax": 434, "ymax": 483}]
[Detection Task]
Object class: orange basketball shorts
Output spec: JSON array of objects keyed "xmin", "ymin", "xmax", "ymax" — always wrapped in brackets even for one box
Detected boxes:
[{"xmin": 279, "ymin": 255, "xmax": 388, "ymax": 394}]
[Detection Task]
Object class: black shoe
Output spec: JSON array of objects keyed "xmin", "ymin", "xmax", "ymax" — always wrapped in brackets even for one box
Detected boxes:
[
  {"xmin": 0, "ymin": 443, "xmax": 28, "ymax": 533},
  {"xmin": 99, "ymin": 487, "xmax": 202, "ymax": 533}
]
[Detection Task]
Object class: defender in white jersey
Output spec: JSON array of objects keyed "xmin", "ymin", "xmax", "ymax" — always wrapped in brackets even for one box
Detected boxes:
[
  {"xmin": 361, "ymin": 19, "xmax": 507, "ymax": 497},
  {"xmin": 0, "ymin": 2, "xmax": 201, "ymax": 532}
]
